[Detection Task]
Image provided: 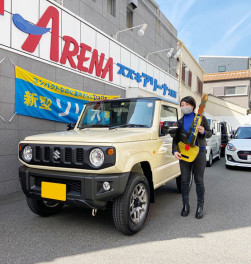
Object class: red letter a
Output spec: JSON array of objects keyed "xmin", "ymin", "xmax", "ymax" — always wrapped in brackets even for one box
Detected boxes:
[
  {"xmin": 22, "ymin": 6, "xmax": 59, "ymax": 62},
  {"xmin": 0, "ymin": 0, "xmax": 4, "ymax": 15}
]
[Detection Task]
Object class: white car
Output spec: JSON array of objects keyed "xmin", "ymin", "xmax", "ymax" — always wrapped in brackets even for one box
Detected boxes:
[
  {"xmin": 225, "ymin": 125, "xmax": 251, "ymax": 168},
  {"xmin": 206, "ymin": 118, "xmax": 221, "ymax": 167}
]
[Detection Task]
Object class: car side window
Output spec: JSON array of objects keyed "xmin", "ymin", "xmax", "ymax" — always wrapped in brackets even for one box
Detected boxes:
[
  {"xmin": 211, "ymin": 121, "xmax": 215, "ymax": 130},
  {"xmin": 228, "ymin": 125, "xmax": 232, "ymax": 134},
  {"xmin": 159, "ymin": 105, "xmax": 178, "ymax": 137}
]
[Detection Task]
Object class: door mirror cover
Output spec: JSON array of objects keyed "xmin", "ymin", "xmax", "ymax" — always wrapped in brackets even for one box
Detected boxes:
[{"xmin": 67, "ymin": 123, "xmax": 76, "ymax": 131}]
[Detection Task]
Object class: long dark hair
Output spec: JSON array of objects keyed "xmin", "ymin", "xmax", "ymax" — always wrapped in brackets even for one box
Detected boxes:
[{"xmin": 180, "ymin": 96, "xmax": 196, "ymax": 111}]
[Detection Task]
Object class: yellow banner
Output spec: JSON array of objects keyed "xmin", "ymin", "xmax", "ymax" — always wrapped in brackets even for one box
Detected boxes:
[{"xmin": 16, "ymin": 66, "xmax": 120, "ymax": 101}]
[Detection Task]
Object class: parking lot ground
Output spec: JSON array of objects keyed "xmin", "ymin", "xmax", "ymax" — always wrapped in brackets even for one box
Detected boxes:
[{"xmin": 0, "ymin": 158, "xmax": 251, "ymax": 264}]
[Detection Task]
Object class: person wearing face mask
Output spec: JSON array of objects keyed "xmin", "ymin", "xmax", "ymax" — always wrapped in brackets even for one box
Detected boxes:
[{"xmin": 172, "ymin": 96, "xmax": 212, "ymax": 219}]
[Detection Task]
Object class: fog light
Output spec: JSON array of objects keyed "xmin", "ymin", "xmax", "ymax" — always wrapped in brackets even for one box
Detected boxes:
[
  {"xmin": 103, "ymin": 182, "xmax": 111, "ymax": 191},
  {"xmin": 227, "ymin": 155, "xmax": 233, "ymax": 161}
]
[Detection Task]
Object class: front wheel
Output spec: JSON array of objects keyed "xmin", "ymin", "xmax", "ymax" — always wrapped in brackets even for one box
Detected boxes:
[
  {"xmin": 26, "ymin": 197, "xmax": 64, "ymax": 216},
  {"xmin": 216, "ymin": 147, "xmax": 221, "ymax": 160},
  {"xmin": 112, "ymin": 174, "xmax": 150, "ymax": 235},
  {"xmin": 206, "ymin": 151, "xmax": 213, "ymax": 167}
]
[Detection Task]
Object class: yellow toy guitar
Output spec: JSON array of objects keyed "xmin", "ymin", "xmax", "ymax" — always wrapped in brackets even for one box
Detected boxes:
[{"xmin": 178, "ymin": 94, "xmax": 208, "ymax": 162}]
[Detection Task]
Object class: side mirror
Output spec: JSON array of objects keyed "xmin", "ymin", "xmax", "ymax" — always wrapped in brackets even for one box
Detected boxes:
[
  {"xmin": 161, "ymin": 121, "xmax": 178, "ymax": 137},
  {"xmin": 169, "ymin": 127, "xmax": 178, "ymax": 138},
  {"xmin": 161, "ymin": 121, "xmax": 170, "ymax": 135},
  {"xmin": 67, "ymin": 123, "xmax": 76, "ymax": 131}
]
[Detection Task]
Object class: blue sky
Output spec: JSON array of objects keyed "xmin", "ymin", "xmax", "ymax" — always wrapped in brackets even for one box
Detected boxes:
[{"xmin": 155, "ymin": 0, "xmax": 251, "ymax": 61}]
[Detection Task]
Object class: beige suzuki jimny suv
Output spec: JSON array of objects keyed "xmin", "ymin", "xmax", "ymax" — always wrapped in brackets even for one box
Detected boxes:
[{"xmin": 19, "ymin": 97, "xmax": 183, "ymax": 235}]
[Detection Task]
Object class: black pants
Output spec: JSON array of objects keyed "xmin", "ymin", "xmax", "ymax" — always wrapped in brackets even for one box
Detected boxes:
[{"xmin": 179, "ymin": 149, "xmax": 207, "ymax": 206}]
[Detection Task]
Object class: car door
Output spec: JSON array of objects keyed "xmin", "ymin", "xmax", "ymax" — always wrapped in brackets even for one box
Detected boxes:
[
  {"xmin": 227, "ymin": 124, "xmax": 232, "ymax": 142},
  {"xmin": 211, "ymin": 120, "xmax": 217, "ymax": 156},
  {"xmin": 154, "ymin": 103, "xmax": 180, "ymax": 188},
  {"xmin": 214, "ymin": 121, "xmax": 221, "ymax": 156}
]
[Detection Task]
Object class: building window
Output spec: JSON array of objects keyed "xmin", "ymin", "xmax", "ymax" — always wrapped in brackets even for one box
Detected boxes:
[
  {"xmin": 225, "ymin": 86, "xmax": 248, "ymax": 95},
  {"xmin": 218, "ymin": 66, "xmax": 226, "ymax": 72},
  {"xmin": 126, "ymin": 6, "xmax": 133, "ymax": 28},
  {"xmin": 225, "ymin": 86, "xmax": 235, "ymax": 95},
  {"xmin": 182, "ymin": 64, "xmax": 186, "ymax": 83},
  {"xmin": 107, "ymin": 0, "xmax": 116, "ymax": 17},
  {"xmin": 188, "ymin": 70, "xmax": 192, "ymax": 87},
  {"xmin": 182, "ymin": 64, "xmax": 191, "ymax": 88},
  {"xmin": 197, "ymin": 78, "xmax": 203, "ymax": 96}
]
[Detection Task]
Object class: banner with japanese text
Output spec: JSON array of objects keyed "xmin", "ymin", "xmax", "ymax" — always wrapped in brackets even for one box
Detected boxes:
[{"xmin": 15, "ymin": 66, "xmax": 120, "ymax": 123}]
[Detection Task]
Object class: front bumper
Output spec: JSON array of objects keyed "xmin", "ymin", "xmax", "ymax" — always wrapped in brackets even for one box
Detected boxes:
[
  {"xmin": 19, "ymin": 166, "xmax": 130, "ymax": 209},
  {"xmin": 206, "ymin": 146, "xmax": 210, "ymax": 161},
  {"xmin": 225, "ymin": 151, "xmax": 251, "ymax": 168}
]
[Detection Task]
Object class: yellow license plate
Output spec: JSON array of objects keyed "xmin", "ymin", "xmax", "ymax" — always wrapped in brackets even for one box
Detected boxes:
[{"xmin": 41, "ymin": 182, "xmax": 66, "ymax": 201}]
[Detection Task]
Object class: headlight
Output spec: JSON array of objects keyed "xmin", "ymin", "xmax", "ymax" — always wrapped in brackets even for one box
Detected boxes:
[
  {"xmin": 227, "ymin": 143, "xmax": 236, "ymax": 151},
  {"xmin": 89, "ymin": 148, "xmax": 104, "ymax": 167},
  {"xmin": 22, "ymin": 146, "xmax": 33, "ymax": 162}
]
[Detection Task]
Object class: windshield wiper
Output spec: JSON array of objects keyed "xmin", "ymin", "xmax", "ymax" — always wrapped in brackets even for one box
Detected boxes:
[
  {"xmin": 80, "ymin": 124, "xmax": 111, "ymax": 129},
  {"xmin": 109, "ymin": 124, "xmax": 148, "ymax": 130}
]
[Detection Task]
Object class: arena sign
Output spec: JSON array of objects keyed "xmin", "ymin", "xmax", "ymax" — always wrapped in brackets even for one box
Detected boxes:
[
  {"xmin": 0, "ymin": 0, "xmax": 179, "ymax": 103},
  {"xmin": 0, "ymin": 0, "xmax": 4, "ymax": 15},
  {"xmin": 13, "ymin": 6, "xmax": 114, "ymax": 82}
]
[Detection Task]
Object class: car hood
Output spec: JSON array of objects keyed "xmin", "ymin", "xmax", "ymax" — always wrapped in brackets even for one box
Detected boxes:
[
  {"xmin": 23, "ymin": 128, "xmax": 153, "ymax": 144},
  {"xmin": 229, "ymin": 139, "xmax": 251, "ymax": 149}
]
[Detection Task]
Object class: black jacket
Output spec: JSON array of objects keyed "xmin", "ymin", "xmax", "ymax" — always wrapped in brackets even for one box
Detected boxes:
[{"xmin": 172, "ymin": 115, "xmax": 212, "ymax": 154}]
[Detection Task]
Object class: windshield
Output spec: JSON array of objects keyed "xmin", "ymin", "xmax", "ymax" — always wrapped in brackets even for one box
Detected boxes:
[
  {"xmin": 78, "ymin": 99, "xmax": 155, "ymax": 128},
  {"xmin": 235, "ymin": 127, "xmax": 251, "ymax": 139}
]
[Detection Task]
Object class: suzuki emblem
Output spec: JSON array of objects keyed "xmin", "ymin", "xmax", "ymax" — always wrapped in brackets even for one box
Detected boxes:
[{"xmin": 53, "ymin": 149, "xmax": 60, "ymax": 160}]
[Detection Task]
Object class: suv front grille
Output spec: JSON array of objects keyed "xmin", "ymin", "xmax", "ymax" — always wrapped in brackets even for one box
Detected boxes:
[
  {"xmin": 44, "ymin": 147, "xmax": 51, "ymax": 161},
  {"xmin": 33, "ymin": 145, "xmax": 86, "ymax": 168},
  {"xmin": 33, "ymin": 176, "xmax": 81, "ymax": 193},
  {"xmin": 20, "ymin": 144, "xmax": 116, "ymax": 170},
  {"xmin": 65, "ymin": 148, "xmax": 72, "ymax": 163},
  {"xmin": 77, "ymin": 148, "xmax": 84, "ymax": 163}
]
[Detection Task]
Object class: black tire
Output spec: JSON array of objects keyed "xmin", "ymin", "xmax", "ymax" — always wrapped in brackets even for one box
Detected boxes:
[
  {"xmin": 206, "ymin": 151, "xmax": 213, "ymax": 167},
  {"xmin": 221, "ymin": 148, "xmax": 225, "ymax": 157},
  {"xmin": 216, "ymin": 148, "xmax": 221, "ymax": 160},
  {"xmin": 112, "ymin": 174, "xmax": 150, "ymax": 235},
  {"xmin": 176, "ymin": 172, "xmax": 194, "ymax": 193},
  {"xmin": 26, "ymin": 197, "xmax": 64, "ymax": 217}
]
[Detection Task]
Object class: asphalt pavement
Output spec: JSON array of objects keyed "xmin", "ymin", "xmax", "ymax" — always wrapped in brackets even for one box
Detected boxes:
[{"xmin": 0, "ymin": 157, "xmax": 251, "ymax": 264}]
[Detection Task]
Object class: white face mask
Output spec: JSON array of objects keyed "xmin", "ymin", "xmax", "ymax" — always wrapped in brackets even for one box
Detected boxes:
[{"xmin": 181, "ymin": 106, "xmax": 193, "ymax": 115}]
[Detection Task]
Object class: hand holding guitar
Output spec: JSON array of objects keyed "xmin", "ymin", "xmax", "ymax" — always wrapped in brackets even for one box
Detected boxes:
[{"xmin": 198, "ymin": 126, "xmax": 205, "ymax": 134}]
